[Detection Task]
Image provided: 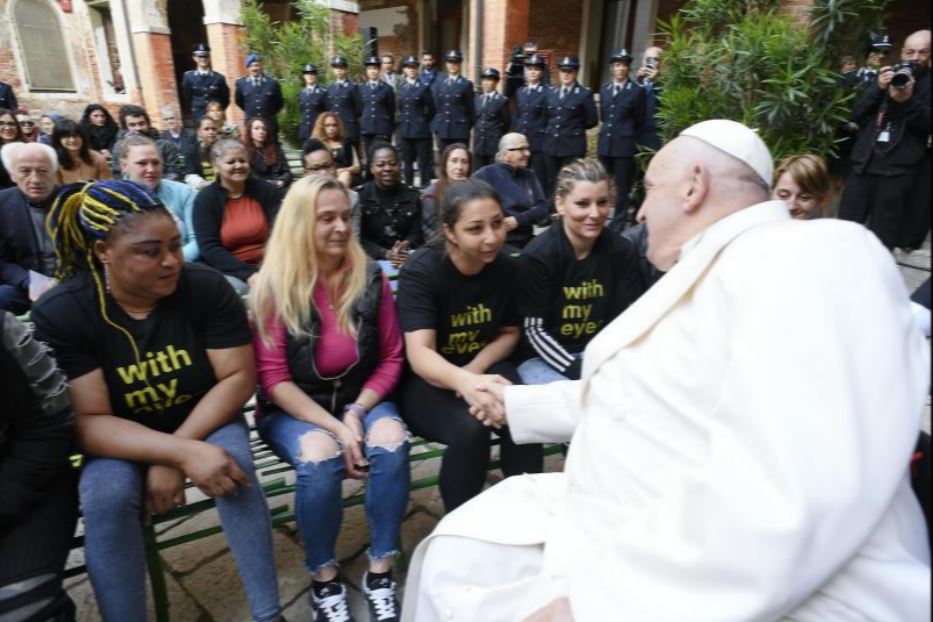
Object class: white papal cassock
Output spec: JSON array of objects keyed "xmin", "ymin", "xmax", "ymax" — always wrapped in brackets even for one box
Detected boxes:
[{"xmin": 402, "ymin": 201, "xmax": 931, "ymax": 622}]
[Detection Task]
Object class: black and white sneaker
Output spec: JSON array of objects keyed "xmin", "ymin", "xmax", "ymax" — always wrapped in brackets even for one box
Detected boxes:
[
  {"xmin": 362, "ymin": 571, "xmax": 400, "ymax": 622},
  {"xmin": 311, "ymin": 580, "xmax": 355, "ymax": 622}
]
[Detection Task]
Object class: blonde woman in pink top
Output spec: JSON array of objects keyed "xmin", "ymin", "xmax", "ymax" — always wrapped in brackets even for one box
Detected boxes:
[{"xmin": 250, "ymin": 175, "xmax": 409, "ymax": 622}]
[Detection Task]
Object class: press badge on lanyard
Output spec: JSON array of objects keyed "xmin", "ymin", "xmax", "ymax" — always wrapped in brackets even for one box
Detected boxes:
[{"xmin": 877, "ymin": 122, "xmax": 892, "ymax": 144}]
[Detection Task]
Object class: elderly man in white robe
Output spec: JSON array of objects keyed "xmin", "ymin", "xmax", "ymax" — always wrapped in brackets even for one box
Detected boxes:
[{"xmin": 401, "ymin": 119, "xmax": 931, "ymax": 622}]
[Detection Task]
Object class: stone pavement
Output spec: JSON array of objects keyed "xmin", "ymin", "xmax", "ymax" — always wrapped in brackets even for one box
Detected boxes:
[{"xmin": 64, "ymin": 237, "xmax": 931, "ymax": 622}]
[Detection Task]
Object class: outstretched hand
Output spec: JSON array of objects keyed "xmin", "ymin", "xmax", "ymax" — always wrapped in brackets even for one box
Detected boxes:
[{"xmin": 467, "ymin": 376, "xmax": 509, "ymax": 428}]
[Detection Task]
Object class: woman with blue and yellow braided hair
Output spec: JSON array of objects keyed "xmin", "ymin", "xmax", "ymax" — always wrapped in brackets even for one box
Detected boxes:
[{"xmin": 30, "ymin": 180, "xmax": 285, "ymax": 622}]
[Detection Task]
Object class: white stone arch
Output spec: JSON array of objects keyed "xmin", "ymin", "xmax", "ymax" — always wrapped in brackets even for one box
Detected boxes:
[{"xmin": 7, "ymin": 0, "xmax": 78, "ymax": 92}]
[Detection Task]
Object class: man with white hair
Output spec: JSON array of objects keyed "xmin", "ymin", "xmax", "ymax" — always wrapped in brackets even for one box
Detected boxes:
[
  {"xmin": 0, "ymin": 142, "xmax": 59, "ymax": 314},
  {"xmin": 403, "ymin": 119, "xmax": 930, "ymax": 621},
  {"xmin": 472, "ymin": 132, "xmax": 548, "ymax": 248}
]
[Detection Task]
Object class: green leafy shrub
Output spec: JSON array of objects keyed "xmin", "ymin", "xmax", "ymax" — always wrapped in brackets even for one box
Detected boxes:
[
  {"xmin": 241, "ymin": 0, "xmax": 365, "ymax": 146},
  {"xmin": 655, "ymin": 0, "xmax": 886, "ymax": 164}
]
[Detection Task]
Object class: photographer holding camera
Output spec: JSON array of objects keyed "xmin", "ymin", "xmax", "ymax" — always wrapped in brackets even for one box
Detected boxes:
[{"xmin": 840, "ymin": 29, "xmax": 931, "ymax": 250}]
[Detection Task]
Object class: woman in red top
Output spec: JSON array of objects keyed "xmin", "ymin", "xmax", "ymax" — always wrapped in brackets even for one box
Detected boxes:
[
  {"xmin": 193, "ymin": 138, "xmax": 284, "ymax": 293},
  {"xmin": 250, "ymin": 175, "xmax": 409, "ymax": 622}
]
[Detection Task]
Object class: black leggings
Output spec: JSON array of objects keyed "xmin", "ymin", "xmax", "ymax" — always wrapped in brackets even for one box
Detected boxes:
[
  {"xmin": 401, "ymin": 361, "xmax": 543, "ymax": 512},
  {"xmin": 0, "ymin": 467, "xmax": 78, "ymax": 621}
]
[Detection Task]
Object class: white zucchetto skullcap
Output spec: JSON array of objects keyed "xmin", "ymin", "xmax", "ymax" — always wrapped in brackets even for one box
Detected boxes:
[{"xmin": 680, "ymin": 119, "xmax": 773, "ymax": 187}]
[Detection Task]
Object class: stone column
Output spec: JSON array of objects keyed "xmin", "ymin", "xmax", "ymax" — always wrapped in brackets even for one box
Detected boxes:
[
  {"xmin": 202, "ymin": 0, "xmax": 245, "ymax": 128},
  {"xmin": 126, "ymin": 0, "xmax": 180, "ymax": 127}
]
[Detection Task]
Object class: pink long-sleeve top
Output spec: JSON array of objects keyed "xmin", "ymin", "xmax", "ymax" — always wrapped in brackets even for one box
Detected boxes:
[{"xmin": 253, "ymin": 274, "xmax": 403, "ymax": 415}]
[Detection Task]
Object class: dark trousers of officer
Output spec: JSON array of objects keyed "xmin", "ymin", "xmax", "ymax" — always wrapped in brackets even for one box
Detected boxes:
[
  {"xmin": 474, "ymin": 154, "xmax": 496, "ymax": 169},
  {"xmin": 543, "ymin": 155, "xmax": 578, "ymax": 203},
  {"xmin": 529, "ymin": 152, "xmax": 548, "ymax": 196},
  {"xmin": 840, "ymin": 171, "xmax": 917, "ymax": 249},
  {"xmin": 601, "ymin": 156, "xmax": 635, "ymax": 233},
  {"xmin": 398, "ymin": 137, "xmax": 434, "ymax": 187},
  {"xmin": 436, "ymin": 136, "xmax": 470, "ymax": 156}
]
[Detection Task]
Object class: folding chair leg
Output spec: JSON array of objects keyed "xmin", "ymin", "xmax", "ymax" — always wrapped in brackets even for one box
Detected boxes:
[{"xmin": 143, "ymin": 523, "xmax": 170, "ymax": 622}]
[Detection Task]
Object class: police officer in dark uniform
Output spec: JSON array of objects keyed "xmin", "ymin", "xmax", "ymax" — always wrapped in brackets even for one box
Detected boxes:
[
  {"xmin": 856, "ymin": 34, "xmax": 893, "ymax": 89},
  {"xmin": 0, "ymin": 81, "xmax": 16, "ymax": 111},
  {"xmin": 473, "ymin": 68, "xmax": 510, "ymax": 169},
  {"xmin": 598, "ymin": 48, "xmax": 645, "ymax": 232},
  {"xmin": 396, "ymin": 55, "xmax": 436, "ymax": 188},
  {"xmin": 541, "ymin": 56, "xmax": 598, "ymax": 198},
  {"xmin": 325, "ymin": 55, "xmax": 363, "ymax": 153},
  {"xmin": 181, "ymin": 43, "xmax": 230, "ymax": 123},
  {"xmin": 234, "ymin": 54, "xmax": 284, "ymax": 140},
  {"xmin": 298, "ymin": 63, "xmax": 327, "ymax": 145},
  {"xmin": 360, "ymin": 56, "xmax": 397, "ymax": 172},
  {"xmin": 431, "ymin": 50, "xmax": 476, "ymax": 153},
  {"xmin": 514, "ymin": 53, "xmax": 550, "ymax": 187}
]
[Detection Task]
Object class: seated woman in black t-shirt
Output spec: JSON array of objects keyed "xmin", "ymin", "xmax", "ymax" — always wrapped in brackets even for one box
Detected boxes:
[
  {"xmin": 357, "ymin": 142, "xmax": 424, "ymax": 268},
  {"xmin": 518, "ymin": 158, "xmax": 646, "ymax": 383},
  {"xmin": 396, "ymin": 179, "xmax": 543, "ymax": 512},
  {"xmin": 31, "ymin": 180, "xmax": 284, "ymax": 622}
]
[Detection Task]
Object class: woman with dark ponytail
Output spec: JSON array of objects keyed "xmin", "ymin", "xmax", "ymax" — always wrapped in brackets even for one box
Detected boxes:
[{"xmin": 31, "ymin": 180, "xmax": 284, "ymax": 622}]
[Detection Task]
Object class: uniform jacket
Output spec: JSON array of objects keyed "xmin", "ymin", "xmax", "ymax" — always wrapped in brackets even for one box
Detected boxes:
[
  {"xmin": 542, "ymin": 83, "xmax": 598, "ymax": 157},
  {"xmin": 360, "ymin": 80, "xmax": 396, "ymax": 137},
  {"xmin": 403, "ymin": 202, "xmax": 931, "ymax": 622},
  {"xmin": 849, "ymin": 73, "xmax": 931, "ymax": 176},
  {"xmin": 298, "ymin": 85, "xmax": 328, "ymax": 144},
  {"xmin": 472, "ymin": 91, "xmax": 510, "ymax": 156},
  {"xmin": 419, "ymin": 68, "xmax": 439, "ymax": 88},
  {"xmin": 597, "ymin": 78, "xmax": 645, "ymax": 158},
  {"xmin": 325, "ymin": 81, "xmax": 363, "ymax": 140},
  {"xmin": 0, "ymin": 82, "xmax": 17, "ymax": 111},
  {"xmin": 396, "ymin": 79, "xmax": 435, "ymax": 139},
  {"xmin": 234, "ymin": 75, "xmax": 284, "ymax": 126},
  {"xmin": 514, "ymin": 84, "xmax": 549, "ymax": 152},
  {"xmin": 430, "ymin": 74, "xmax": 476, "ymax": 140},
  {"xmin": 181, "ymin": 70, "xmax": 230, "ymax": 119}
]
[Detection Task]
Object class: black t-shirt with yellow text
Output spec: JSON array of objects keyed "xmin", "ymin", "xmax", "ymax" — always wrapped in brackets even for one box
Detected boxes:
[
  {"xmin": 32, "ymin": 264, "xmax": 251, "ymax": 434},
  {"xmin": 396, "ymin": 244, "xmax": 520, "ymax": 367}
]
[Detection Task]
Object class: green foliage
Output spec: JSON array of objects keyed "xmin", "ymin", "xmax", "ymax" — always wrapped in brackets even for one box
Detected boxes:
[
  {"xmin": 241, "ymin": 0, "xmax": 365, "ymax": 145},
  {"xmin": 655, "ymin": 0, "xmax": 888, "ymax": 164}
]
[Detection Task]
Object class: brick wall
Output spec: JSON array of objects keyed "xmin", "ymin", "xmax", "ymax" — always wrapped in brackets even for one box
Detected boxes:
[
  {"xmin": 206, "ymin": 21, "xmax": 245, "ymax": 128},
  {"xmin": 528, "ymin": 0, "xmax": 585, "ymax": 83}
]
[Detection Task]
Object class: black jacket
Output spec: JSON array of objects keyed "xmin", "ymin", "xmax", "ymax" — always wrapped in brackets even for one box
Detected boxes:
[
  {"xmin": 431, "ymin": 74, "xmax": 476, "ymax": 140},
  {"xmin": 357, "ymin": 182, "xmax": 424, "ymax": 259},
  {"xmin": 249, "ymin": 144, "xmax": 293, "ymax": 187},
  {"xmin": 597, "ymin": 79, "xmax": 645, "ymax": 158},
  {"xmin": 193, "ymin": 177, "xmax": 285, "ymax": 281},
  {"xmin": 637, "ymin": 80, "xmax": 662, "ymax": 150},
  {"xmin": 542, "ymin": 83, "xmax": 598, "ymax": 158},
  {"xmin": 0, "ymin": 311, "xmax": 74, "ymax": 529},
  {"xmin": 259, "ymin": 261, "xmax": 384, "ymax": 414},
  {"xmin": 0, "ymin": 188, "xmax": 54, "ymax": 290},
  {"xmin": 849, "ymin": 72, "xmax": 931, "ymax": 176},
  {"xmin": 0, "ymin": 82, "xmax": 17, "ymax": 111},
  {"xmin": 473, "ymin": 92, "xmax": 511, "ymax": 156},
  {"xmin": 181, "ymin": 70, "xmax": 230, "ymax": 120},
  {"xmin": 396, "ymin": 79, "xmax": 435, "ymax": 139}
]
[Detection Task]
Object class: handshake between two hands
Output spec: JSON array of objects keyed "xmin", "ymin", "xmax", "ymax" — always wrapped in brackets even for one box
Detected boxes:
[{"xmin": 457, "ymin": 370, "xmax": 511, "ymax": 428}]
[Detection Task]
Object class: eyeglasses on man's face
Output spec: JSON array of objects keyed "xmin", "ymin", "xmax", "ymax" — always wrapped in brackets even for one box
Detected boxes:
[{"xmin": 506, "ymin": 146, "xmax": 531, "ymax": 152}]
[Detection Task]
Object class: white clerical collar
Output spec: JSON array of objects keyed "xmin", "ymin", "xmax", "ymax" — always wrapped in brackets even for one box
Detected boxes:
[{"xmin": 678, "ymin": 200, "xmax": 790, "ymax": 262}]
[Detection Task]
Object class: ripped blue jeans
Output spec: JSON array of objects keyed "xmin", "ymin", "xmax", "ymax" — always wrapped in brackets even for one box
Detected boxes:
[{"xmin": 257, "ymin": 402, "xmax": 410, "ymax": 573}]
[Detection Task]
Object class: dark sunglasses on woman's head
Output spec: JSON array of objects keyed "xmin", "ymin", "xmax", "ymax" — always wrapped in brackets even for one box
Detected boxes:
[{"xmin": 19, "ymin": 121, "xmax": 35, "ymax": 126}]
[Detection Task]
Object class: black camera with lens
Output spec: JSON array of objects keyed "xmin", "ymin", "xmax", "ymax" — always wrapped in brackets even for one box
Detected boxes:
[{"xmin": 890, "ymin": 61, "xmax": 918, "ymax": 89}]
